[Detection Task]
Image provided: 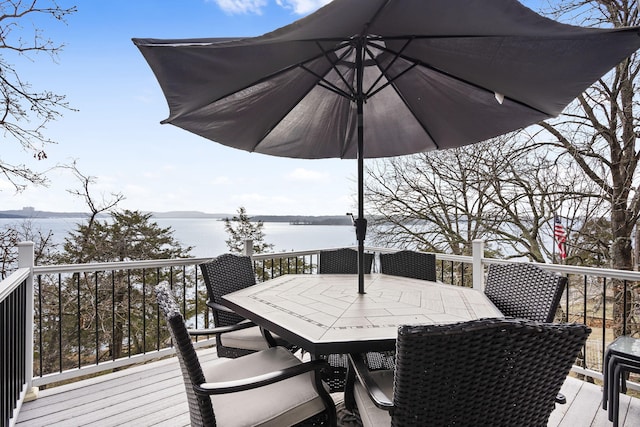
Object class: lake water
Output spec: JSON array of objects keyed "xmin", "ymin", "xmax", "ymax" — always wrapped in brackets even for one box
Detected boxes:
[{"xmin": 0, "ymin": 217, "xmax": 357, "ymax": 258}]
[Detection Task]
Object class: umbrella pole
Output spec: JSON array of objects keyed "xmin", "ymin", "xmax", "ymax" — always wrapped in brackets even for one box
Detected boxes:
[
  {"xmin": 356, "ymin": 37, "xmax": 366, "ymax": 295},
  {"xmin": 357, "ymin": 137, "xmax": 366, "ymax": 294}
]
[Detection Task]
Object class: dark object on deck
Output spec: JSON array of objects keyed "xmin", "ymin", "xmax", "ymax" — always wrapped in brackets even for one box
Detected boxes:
[
  {"xmin": 200, "ymin": 253, "xmax": 291, "ymax": 358},
  {"xmin": 603, "ymin": 336, "xmax": 640, "ymax": 427},
  {"xmin": 485, "ymin": 262, "xmax": 569, "ymax": 404},
  {"xmin": 319, "ymin": 248, "xmax": 373, "ymax": 275},
  {"xmin": 380, "ymin": 250, "xmax": 436, "ymax": 281},
  {"xmin": 317, "ymin": 248, "xmax": 373, "ymax": 391},
  {"xmin": 485, "ymin": 262, "xmax": 566, "ymax": 323},
  {"xmin": 345, "ymin": 318, "xmax": 591, "ymax": 426}
]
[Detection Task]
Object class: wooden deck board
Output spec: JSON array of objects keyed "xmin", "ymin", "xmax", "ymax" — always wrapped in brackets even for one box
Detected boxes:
[{"xmin": 15, "ymin": 346, "xmax": 640, "ymax": 426}]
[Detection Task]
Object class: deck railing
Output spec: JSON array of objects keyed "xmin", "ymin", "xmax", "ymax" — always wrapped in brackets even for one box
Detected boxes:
[
  {"xmin": 1, "ymin": 243, "xmax": 34, "ymax": 427},
  {"xmin": 2, "ymin": 240, "xmax": 639, "ymax": 426}
]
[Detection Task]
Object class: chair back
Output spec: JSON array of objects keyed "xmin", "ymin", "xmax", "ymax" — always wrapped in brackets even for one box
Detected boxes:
[
  {"xmin": 318, "ymin": 248, "xmax": 373, "ymax": 274},
  {"xmin": 380, "ymin": 250, "xmax": 436, "ymax": 281},
  {"xmin": 200, "ymin": 254, "xmax": 256, "ymax": 326},
  {"xmin": 155, "ymin": 284, "xmax": 216, "ymax": 427},
  {"xmin": 485, "ymin": 262, "xmax": 567, "ymax": 322},
  {"xmin": 392, "ymin": 318, "xmax": 590, "ymax": 426}
]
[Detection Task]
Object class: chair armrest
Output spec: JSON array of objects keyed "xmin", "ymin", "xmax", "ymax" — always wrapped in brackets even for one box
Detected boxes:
[
  {"xmin": 187, "ymin": 321, "xmax": 256, "ymax": 336},
  {"xmin": 194, "ymin": 358, "xmax": 329, "ymax": 395},
  {"xmin": 348, "ymin": 353, "xmax": 394, "ymax": 411},
  {"xmin": 207, "ymin": 300, "xmax": 236, "ymax": 314}
]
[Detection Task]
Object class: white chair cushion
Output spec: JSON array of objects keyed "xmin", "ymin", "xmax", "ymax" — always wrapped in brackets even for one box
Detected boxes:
[
  {"xmin": 219, "ymin": 322, "xmax": 271, "ymax": 351},
  {"xmin": 203, "ymin": 347, "xmax": 328, "ymax": 426},
  {"xmin": 353, "ymin": 369, "xmax": 394, "ymax": 427},
  {"xmin": 219, "ymin": 321, "xmax": 288, "ymax": 351}
]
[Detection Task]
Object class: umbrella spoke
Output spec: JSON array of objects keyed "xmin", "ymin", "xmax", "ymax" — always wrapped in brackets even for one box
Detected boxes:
[
  {"xmin": 296, "ymin": 41, "xmax": 357, "ymax": 101},
  {"xmin": 365, "ymin": 39, "xmax": 418, "ymax": 99}
]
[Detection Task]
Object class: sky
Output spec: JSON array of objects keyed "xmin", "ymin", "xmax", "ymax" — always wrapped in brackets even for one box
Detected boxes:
[{"xmin": 0, "ymin": 0, "xmax": 544, "ymax": 216}]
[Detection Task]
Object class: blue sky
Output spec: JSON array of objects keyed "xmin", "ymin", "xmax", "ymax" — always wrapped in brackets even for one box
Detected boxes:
[{"xmin": 0, "ymin": 0, "xmax": 543, "ymax": 216}]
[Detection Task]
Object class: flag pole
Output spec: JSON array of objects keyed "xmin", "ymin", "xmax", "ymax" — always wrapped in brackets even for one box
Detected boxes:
[{"xmin": 552, "ymin": 217, "xmax": 557, "ymax": 263}]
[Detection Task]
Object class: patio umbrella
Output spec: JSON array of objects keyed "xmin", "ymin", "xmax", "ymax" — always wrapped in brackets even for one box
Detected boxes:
[{"xmin": 133, "ymin": 0, "xmax": 640, "ymax": 294}]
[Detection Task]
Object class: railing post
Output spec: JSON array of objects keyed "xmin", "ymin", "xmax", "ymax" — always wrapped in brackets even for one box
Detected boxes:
[
  {"xmin": 472, "ymin": 239, "xmax": 484, "ymax": 291},
  {"xmin": 243, "ymin": 239, "xmax": 254, "ymax": 257},
  {"xmin": 18, "ymin": 241, "xmax": 38, "ymax": 401}
]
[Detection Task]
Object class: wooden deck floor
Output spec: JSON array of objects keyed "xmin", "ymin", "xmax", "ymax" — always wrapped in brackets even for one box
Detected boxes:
[{"xmin": 15, "ymin": 346, "xmax": 640, "ymax": 426}]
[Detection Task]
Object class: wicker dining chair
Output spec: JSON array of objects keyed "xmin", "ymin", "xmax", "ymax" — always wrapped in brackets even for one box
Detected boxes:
[
  {"xmin": 200, "ymin": 253, "xmax": 291, "ymax": 358},
  {"xmin": 154, "ymin": 284, "xmax": 336, "ymax": 427},
  {"xmin": 318, "ymin": 248, "xmax": 374, "ymax": 274},
  {"xmin": 485, "ymin": 262, "xmax": 569, "ymax": 404},
  {"xmin": 345, "ymin": 318, "xmax": 591, "ymax": 427},
  {"xmin": 317, "ymin": 248, "xmax": 373, "ymax": 392},
  {"xmin": 379, "ymin": 250, "xmax": 436, "ymax": 281},
  {"xmin": 484, "ymin": 262, "xmax": 567, "ymax": 323}
]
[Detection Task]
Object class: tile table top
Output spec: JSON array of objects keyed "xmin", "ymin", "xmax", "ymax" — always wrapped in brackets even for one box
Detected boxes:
[{"xmin": 222, "ymin": 273, "xmax": 503, "ymax": 355}]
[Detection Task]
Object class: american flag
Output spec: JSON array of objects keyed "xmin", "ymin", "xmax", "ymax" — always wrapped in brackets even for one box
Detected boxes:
[{"xmin": 554, "ymin": 215, "xmax": 567, "ymax": 260}]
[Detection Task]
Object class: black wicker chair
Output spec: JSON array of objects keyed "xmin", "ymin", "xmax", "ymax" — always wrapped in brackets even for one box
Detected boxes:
[
  {"xmin": 485, "ymin": 262, "xmax": 569, "ymax": 404},
  {"xmin": 380, "ymin": 250, "xmax": 436, "ymax": 281},
  {"xmin": 155, "ymin": 284, "xmax": 336, "ymax": 427},
  {"xmin": 200, "ymin": 253, "xmax": 290, "ymax": 358},
  {"xmin": 317, "ymin": 248, "xmax": 373, "ymax": 392},
  {"xmin": 485, "ymin": 262, "xmax": 567, "ymax": 323},
  {"xmin": 366, "ymin": 250, "xmax": 436, "ymax": 372},
  {"xmin": 318, "ymin": 248, "xmax": 374, "ymax": 274},
  {"xmin": 345, "ymin": 318, "xmax": 591, "ymax": 427}
]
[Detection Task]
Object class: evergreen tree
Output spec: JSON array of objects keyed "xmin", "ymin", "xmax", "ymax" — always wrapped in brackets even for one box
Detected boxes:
[
  {"xmin": 223, "ymin": 207, "xmax": 273, "ymax": 254},
  {"xmin": 58, "ymin": 210, "xmax": 192, "ymax": 263},
  {"xmin": 35, "ymin": 210, "xmax": 195, "ymax": 373}
]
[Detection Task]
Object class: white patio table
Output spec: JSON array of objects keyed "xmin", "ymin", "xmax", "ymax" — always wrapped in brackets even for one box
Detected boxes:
[{"xmin": 221, "ymin": 273, "xmax": 503, "ymax": 357}]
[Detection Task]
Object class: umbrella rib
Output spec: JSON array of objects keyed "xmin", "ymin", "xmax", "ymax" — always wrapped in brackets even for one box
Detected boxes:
[
  {"xmin": 371, "ymin": 40, "xmax": 551, "ymax": 117},
  {"xmin": 299, "ymin": 41, "xmax": 357, "ymax": 100},
  {"xmin": 367, "ymin": 61, "xmax": 419, "ymax": 100},
  {"xmin": 248, "ymin": 42, "xmax": 357, "ymax": 153},
  {"xmin": 362, "ymin": 38, "xmax": 413, "ymax": 99},
  {"xmin": 315, "ymin": 79, "xmax": 353, "ymax": 100},
  {"xmin": 179, "ymin": 40, "xmax": 355, "ymax": 129}
]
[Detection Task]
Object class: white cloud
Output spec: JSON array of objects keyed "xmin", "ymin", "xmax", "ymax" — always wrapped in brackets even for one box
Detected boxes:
[
  {"xmin": 286, "ymin": 167, "xmax": 328, "ymax": 182},
  {"xmin": 232, "ymin": 192, "xmax": 269, "ymax": 203},
  {"xmin": 276, "ymin": 0, "xmax": 332, "ymax": 15},
  {"xmin": 211, "ymin": 176, "xmax": 231, "ymax": 185},
  {"xmin": 212, "ymin": 0, "xmax": 268, "ymax": 15}
]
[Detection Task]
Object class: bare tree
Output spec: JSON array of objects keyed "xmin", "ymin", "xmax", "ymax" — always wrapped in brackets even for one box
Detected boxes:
[
  {"xmin": 365, "ymin": 134, "xmax": 605, "ymax": 263},
  {"xmin": 60, "ymin": 160, "xmax": 124, "ymax": 263},
  {"xmin": 366, "ymin": 144, "xmax": 497, "ymax": 256},
  {"xmin": 474, "ymin": 134, "xmax": 605, "ymax": 263},
  {"xmin": 0, "ymin": 0, "xmax": 77, "ymax": 191},
  {"xmin": 534, "ymin": 0, "xmax": 640, "ymax": 335},
  {"xmin": 0, "ymin": 218, "xmax": 56, "ymax": 278}
]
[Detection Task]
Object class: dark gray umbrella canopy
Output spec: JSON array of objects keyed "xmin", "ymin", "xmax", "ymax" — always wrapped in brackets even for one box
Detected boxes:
[{"xmin": 133, "ymin": 0, "xmax": 640, "ymax": 292}]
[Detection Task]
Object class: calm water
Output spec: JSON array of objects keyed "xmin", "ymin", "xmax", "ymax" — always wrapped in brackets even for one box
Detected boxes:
[{"xmin": 0, "ymin": 217, "xmax": 357, "ymax": 258}]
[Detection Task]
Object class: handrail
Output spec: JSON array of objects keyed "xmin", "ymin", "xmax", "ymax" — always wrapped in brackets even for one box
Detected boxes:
[
  {"xmin": 32, "ymin": 256, "xmax": 216, "ymax": 275},
  {"xmin": 0, "ymin": 267, "xmax": 30, "ymax": 300},
  {"xmin": 5, "ymin": 239, "xmax": 640, "ymax": 422}
]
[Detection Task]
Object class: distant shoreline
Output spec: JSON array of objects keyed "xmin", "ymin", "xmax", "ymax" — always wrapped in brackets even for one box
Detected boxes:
[{"xmin": 0, "ymin": 210, "xmax": 353, "ymax": 226}]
